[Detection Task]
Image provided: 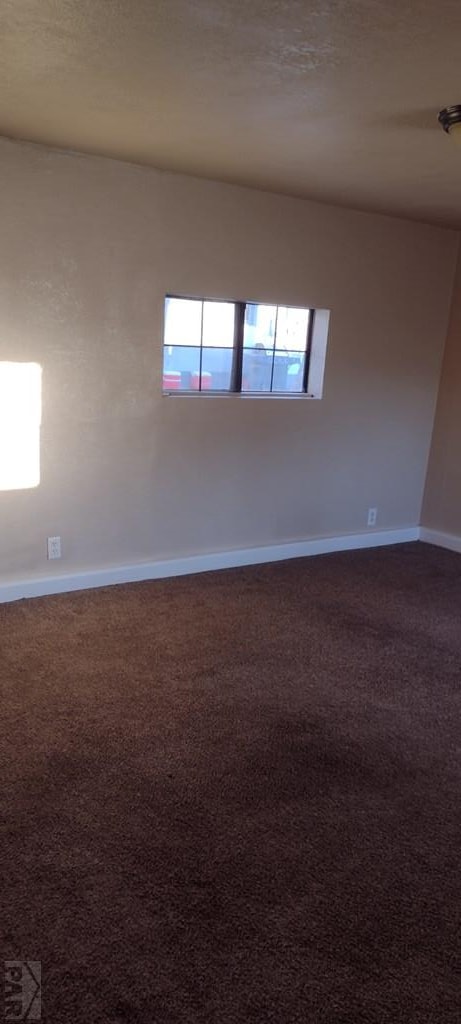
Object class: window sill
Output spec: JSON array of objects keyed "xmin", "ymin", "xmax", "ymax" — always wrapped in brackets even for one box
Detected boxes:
[{"xmin": 162, "ymin": 391, "xmax": 319, "ymax": 400}]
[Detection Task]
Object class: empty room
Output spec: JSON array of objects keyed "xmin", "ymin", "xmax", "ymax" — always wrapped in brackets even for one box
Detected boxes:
[{"xmin": 1, "ymin": 2, "xmax": 461, "ymax": 1022}]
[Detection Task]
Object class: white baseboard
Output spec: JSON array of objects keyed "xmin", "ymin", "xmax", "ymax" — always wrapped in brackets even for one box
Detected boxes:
[
  {"xmin": 419, "ymin": 527, "xmax": 461, "ymax": 554},
  {"xmin": 0, "ymin": 527, "xmax": 420, "ymax": 605}
]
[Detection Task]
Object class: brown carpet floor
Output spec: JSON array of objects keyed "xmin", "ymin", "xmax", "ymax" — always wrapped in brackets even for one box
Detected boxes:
[{"xmin": 1, "ymin": 541, "xmax": 461, "ymax": 1023}]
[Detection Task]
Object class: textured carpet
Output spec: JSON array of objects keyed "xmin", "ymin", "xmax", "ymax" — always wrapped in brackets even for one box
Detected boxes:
[{"xmin": 1, "ymin": 541, "xmax": 461, "ymax": 1023}]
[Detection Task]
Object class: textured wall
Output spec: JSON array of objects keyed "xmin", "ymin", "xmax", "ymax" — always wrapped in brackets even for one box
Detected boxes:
[
  {"xmin": 422, "ymin": 242, "xmax": 461, "ymax": 535},
  {"xmin": 0, "ymin": 138, "xmax": 457, "ymax": 581}
]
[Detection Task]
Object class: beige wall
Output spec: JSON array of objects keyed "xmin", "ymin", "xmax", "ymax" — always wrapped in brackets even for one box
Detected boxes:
[
  {"xmin": 422, "ymin": 243, "xmax": 461, "ymax": 535},
  {"xmin": 0, "ymin": 138, "xmax": 458, "ymax": 582}
]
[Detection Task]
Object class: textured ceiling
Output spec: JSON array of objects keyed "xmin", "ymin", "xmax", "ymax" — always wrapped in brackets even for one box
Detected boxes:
[{"xmin": 2, "ymin": 0, "xmax": 461, "ymax": 226}]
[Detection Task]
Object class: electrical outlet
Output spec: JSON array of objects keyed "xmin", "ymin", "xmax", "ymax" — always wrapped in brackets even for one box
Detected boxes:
[
  {"xmin": 367, "ymin": 507, "xmax": 377, "ymax": 528},
  {"xmin": 47, "ymin": 536, "xmax": 61, "ymax": 560}
]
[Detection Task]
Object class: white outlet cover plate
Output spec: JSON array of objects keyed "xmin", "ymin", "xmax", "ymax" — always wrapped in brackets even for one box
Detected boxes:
[{"xmin": 47, "ymin": 536, "xmax": 61, "ymax": 559}]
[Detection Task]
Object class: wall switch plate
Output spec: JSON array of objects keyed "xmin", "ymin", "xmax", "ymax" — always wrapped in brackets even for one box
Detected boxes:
[
  {"xmin": 47, "ymin": 536, "xmax": 61, "ymax": 560},
  {"xmin": 367, "ymin": 507, "xmax": 378, "ymax": 527}
]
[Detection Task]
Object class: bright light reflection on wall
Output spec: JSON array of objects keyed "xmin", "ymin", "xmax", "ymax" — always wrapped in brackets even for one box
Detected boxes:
[{"xmin": 0, "ymin": 362, "xmax": 42, "ymax": 490}]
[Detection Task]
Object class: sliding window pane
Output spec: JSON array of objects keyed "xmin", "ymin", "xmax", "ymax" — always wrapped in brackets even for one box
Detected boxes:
[
  {"xmin": 163, "ymin": 346, "xmax": 201, "ymax": 390},
  {"xmin": 272, "ymin": 351, "xmax": 305, "ymax": 393},
  {"xmin": 164, "ymin": 297, "xmax": 202, "ymax": 346},
  {"xmin": 275, "ymin": 306, "xmax": 310, "ymax": 352},
  {"xmin": 243, "ymin": 303, "xmax": 277, "ymax": 352},
  {"xmin": 241, "ymin": 347, "xmax": 273, "ymax": 392},
  {"xmin": 201, "ymin": 347, "xmax": 233, "ymax": 391},
  {"xmin": 202, "ymin": 301, "xmax": 235, "ymax": 348}
]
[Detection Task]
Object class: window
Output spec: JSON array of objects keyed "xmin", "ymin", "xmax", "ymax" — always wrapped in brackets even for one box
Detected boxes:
[{"xmin": 162, "ymin": 296, "xmax": 328, "ymax": 397}]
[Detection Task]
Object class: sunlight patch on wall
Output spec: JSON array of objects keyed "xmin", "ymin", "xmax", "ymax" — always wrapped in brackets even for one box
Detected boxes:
[{"xmin": 0, "ymin": 362, "xmax": 42, "ymax": 490}]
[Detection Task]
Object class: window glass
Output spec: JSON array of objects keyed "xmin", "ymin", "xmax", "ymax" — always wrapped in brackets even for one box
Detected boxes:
[
  {"xmin": 162, "ymin": 296, "xmax": 320, "ymax": 396},
  {"xmin": 164, "ymin": 297, "xmax": 202, "ymax": 347},
  {"xmin": 242, "ymin": 348, "xmax": 273, "ymax": 393},
  {"xmin": 276, "ymin": 306, "xmax": 310, "ymax": 352},
  {"xmin": 243, "ymin": 304, "xmax": 277, "ymax": 352},
  {"xmin": 201, "ymin": 348, "xmax": 233, "ymax": 390},
  {"xmin": 162, "ymin": 345, "xmax": 201, "ymax": 390},
  {"xmin": 202, "ymin": 302, "xmax": 235, "ymax": 348},
  {"xmin": 273, "ymin": 351, "xmax": 305, "ymax": 393}
]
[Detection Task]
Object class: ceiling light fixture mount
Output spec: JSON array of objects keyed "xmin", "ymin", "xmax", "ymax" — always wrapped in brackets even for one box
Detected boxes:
[{"xmin": 438, "ymin": 105, "xmax": 461, "ymax": 140}]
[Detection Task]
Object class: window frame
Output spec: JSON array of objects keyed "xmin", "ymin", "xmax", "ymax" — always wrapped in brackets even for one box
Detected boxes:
[{"xmin": 163, "ymin": 294, "xmax": 316, "ymax": 398}]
